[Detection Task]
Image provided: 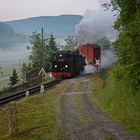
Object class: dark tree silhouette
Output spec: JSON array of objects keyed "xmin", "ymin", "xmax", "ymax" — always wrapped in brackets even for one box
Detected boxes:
[{"xmin": 9, "ymin": 69, "xmax": 18, "ymax": 86}]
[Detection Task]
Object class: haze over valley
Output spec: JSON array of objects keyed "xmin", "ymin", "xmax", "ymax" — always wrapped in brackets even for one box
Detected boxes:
[
  {"xmin": 0, "ymin": 15, "xmax": 82, "ymax": 65},
  {"xmin": 0, "ymin": 12, "xmax": 116, "ymax": 66}
]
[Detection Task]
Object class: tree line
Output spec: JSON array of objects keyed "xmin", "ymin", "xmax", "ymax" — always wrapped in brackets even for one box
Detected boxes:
[
  {"xmin": 9, "ymin": 32, "xmax": 76, "ymax": 86},
  {"xmin": 103, "ymin": 0, "xmax": 140, "ymax": 94}
]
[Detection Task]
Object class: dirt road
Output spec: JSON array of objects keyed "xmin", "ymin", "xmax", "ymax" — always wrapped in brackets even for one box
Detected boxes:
[{"xmin": 59, "ymin": 76, "xmax": 137, "ymax": 140}]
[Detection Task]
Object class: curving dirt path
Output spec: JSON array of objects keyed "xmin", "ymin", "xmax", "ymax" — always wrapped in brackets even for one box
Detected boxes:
[{"xmin": 59, "ymin": 76, "xmax": 137, "ymax": 140}]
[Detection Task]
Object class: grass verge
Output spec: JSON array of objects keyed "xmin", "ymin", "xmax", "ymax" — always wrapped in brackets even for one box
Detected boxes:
[
  {"xmin": 89, "ymin": 71, "xmax": 140, "ymax": 138},
  {"xmin": 0, "ymin": 81, "xmax": 67, "ymax": 140},
  {"xmin": 0, "ymin": 79, "xmax": 9, "ymax": 91}
]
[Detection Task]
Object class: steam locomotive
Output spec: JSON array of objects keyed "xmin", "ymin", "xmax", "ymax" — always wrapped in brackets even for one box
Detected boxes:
[
  {"xmin": 51, "ymin": 50, "xmax": 86, "ymax": 78},
  {"xmin": 50, "ymin": 43, "xmax": 101, "ymax": 78}
]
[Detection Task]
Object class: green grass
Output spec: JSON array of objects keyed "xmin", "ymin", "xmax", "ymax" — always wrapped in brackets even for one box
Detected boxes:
[
  {"xmin": 0, "ymin": 63, "xmax": 55, "ymax": 92},
  {"xmin": 0, "ymin": 81, "xmax": 67, "ymax": 140},
  {"xmin": 0, "ymin": 79, "xmax": 9, "ymax": 91},
  {"xmin": 1, "ymin": 64, "xmax": 20, "ymax": 77},
  {"xmin": 89, "ymin": 71, "xmax": 140, "ymax": 138},
  {"xmin": 0, "ymin": 64, "xmax": 20, "ymax": 90}
]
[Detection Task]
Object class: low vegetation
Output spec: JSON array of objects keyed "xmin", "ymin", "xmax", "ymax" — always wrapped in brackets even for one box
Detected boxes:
[
  {"xmin": 0, "ymin": 64, "xmax": 20, "ymax": 77},
  {"xmin": 0, "ymin": 64, "xmax": 20, "ymax": 90},
  {"xmin": 0, "ymin": 81, "xmax": 67, "ymax": 140},
  {"xmin": 104, "ymin": 0, "xmax": 140, "ymax": 93},
  {"xmin": 0, "ymin": 79, "xmax": 9, "ymax": 91},
  {"xmin": 89, "ymin": 69, "xmax": 140, "ymax": 138}
]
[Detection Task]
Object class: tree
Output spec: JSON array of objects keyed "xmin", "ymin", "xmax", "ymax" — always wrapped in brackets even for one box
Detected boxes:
[
  {"xmin": 45, "ymin": 33, "xmax": 58, "ymax": 70},
  {"xmin": 64, "ymin": 35, "xmax": 74, "ymax": 51},
  {"xmin": 47, "ymin": 33, "xmax": 58, "ymax": 56},
  {"xmin": 30, "ymin": 31, "xmax": 42, "ymax": 70},
  {"xmin": 21, "ymin": 62, "xmax": 27, "ymax": 80},
  {"xmin": 29, "ymin": 32, "xmax": 58, "ymax": 71},
  {"xmin": 104, "ymin": 0, "xmax": 140, "ymax": 93},
  {"xmin": 95, "ymin": 36, "xmax": 111, "ymax": 49},
  {"xmin": 9, "ymin": 69, "xmax": 18, "ymax": 86}
]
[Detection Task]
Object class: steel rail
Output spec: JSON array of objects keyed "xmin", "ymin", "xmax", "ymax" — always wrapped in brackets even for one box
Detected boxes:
[{"xmin": 0, "ymin": 79, "xmax": 61, "ymax": 105}]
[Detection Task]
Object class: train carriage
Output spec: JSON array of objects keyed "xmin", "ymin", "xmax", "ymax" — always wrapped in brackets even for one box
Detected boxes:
[{"xmin": 78, "ymin": 43, "xmax": 101, "ymax": 66}]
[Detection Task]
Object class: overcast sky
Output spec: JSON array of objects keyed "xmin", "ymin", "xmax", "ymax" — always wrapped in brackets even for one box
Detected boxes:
[{"xmin": 0, "ymin": 0, "xmax": 107, "ymax": 21}]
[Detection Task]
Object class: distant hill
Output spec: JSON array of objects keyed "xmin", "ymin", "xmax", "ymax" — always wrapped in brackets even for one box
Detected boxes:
[
  {"xmin": 5, "ymin": 15, "xmax": 82, "ymax": 39},
  {"xmin": 0, "ymin": 22, "xmax": 27, "ymax": 48},
  {"xmin": 0, "ymin": 22, "xmax": 15, "ymax": 38}
]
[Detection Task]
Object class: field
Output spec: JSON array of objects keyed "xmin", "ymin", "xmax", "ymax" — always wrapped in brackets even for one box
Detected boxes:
[
  {"xmin": 0, "ymin": 44, "xmax": 30, "ymax": 90},
  {"xmin": 0, "ymin": 64, "xmax": 21, "ymax": 90},
  {"xmin": 0, "ymin": 81, "xmax": 67, "ymax": 140},
  {"xmin": 0, "ymin": 70, "xmax": 139, "ymax": 139}
]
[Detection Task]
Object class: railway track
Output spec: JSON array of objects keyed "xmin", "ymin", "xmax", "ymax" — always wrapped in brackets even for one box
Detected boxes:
[{"xmin": 0, "ymin": 79, "xmax": 61, "ymax": 105}]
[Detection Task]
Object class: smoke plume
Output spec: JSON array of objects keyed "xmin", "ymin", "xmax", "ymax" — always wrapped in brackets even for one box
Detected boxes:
[
  {"xmin": 83, "ymin": 49, "xmax": 117, "ymax": 73},
  {"xmin": 98, "ymin": 0, "xmax": 109, "ymax": 5},
  {"xmin": 84, "ymin": 65, "xmax": 97, "ymax": 74},
  {"xmin": 101, "ymin": 50, "xmax": 117, "ymax": 69},
  {"xmin": 74, "ymin": 6, "xmax": 118, "ymax": 73},
  {"xmin": 74, "ymin": 9, "xmax": 117, "ymax": 46}
]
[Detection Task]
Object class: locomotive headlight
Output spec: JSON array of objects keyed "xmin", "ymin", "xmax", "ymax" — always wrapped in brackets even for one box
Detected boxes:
[
  {"xmin": 65, "ymin": 65, "xmax": 68, "ymax": 68},
  {"xmin": 59, "ymin": 54, "xmax": 62, "ymax": 57},
  {"xmin": 54, "ymin": 65, "xmax": 57, "ymax": 68},
  {"xmin": 50, "ymin": 73, "xmax": 53, "ymax": 78}
]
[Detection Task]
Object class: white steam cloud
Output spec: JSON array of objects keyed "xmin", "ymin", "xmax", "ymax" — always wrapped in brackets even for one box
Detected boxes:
[
  {"xmin": 101, "ymin": 50, "xmax": 117, "ymax": 69},
  {"xmin": 83, "ymin": 50, "xmax": 117, "ymax": 73},
  {"xmin": 74, "ymin": 7, "xmax": 117, "ymax": 73},
  {"xmin": 84, "ymin": 65, "xmax": 97, "ymax": 73},
  {"xmin": 84, "ymin": 50, "xmax": 117, "ymax": 73},
  {"xmin": 74, "ymin": 9, "xmax": 117, "ymax": 46},
  {"xmin": 98, "ymin": 0, "xmax": 109, "ymax": 4}
]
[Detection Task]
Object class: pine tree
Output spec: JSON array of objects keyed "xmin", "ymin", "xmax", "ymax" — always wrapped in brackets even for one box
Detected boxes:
[
  {"xmin": 48, "ymin": 33, "xmax": 58, "ymax": 55},
  {"xmin": 64, "ymin": 35, "xmax": 74, "ymax": 51},
  {"xmin": 29, "ymin": 32, "xmax": 58, "ymax": 71},
  {"xmin": 30, "ymin": 31, "xmax": 42, "ymax": 70},
  {"xmin": 21, "ymin": 62, "xmax": 27, "ymax": 80},
  {"xmin": 45, "ymin": 33, "xmax": 58, "ymax": 70},
  {"xmin": 9, "ymin": 69, "xmax": 18, "ymax": 86}
]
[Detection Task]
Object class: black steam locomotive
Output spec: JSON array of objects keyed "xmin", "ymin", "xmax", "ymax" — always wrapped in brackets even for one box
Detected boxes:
[{"xmin": 50, "ymin": 50, "xmax": 85, "ymax": 78}]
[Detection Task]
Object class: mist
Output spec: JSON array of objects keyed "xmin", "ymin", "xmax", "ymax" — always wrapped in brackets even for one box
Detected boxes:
[{"xmin": 0, "ymin": 43, "xmax": 30, "ymax": 66}]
